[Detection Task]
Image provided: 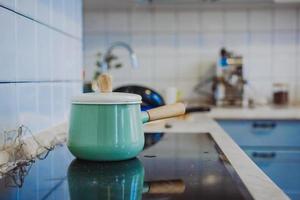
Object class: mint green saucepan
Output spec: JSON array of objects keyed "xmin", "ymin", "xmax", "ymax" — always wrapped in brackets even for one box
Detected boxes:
[{"xmin": 68, "ymin": 83, "xmax": 185, "ymax": 161}]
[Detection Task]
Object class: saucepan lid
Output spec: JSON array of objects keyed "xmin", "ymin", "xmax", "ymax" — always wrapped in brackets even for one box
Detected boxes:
[
  {"xmin": 72, "ymin": 74, "xmax": 142, "ymax": 105},
  {"xmin": 72, "ymin": 92, "xmax": 142, "ymax": 104}
]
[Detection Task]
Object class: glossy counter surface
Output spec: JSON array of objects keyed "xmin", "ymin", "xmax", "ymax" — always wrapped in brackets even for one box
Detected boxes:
[{"xmin": 0, "ymin": 133, "xmax": 252, "ymax": 200}]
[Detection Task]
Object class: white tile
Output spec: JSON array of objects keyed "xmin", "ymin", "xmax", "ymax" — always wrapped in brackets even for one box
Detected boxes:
[
  {"xmin": 152, "ymin": 79, "xmax": 177, "ymax": 96},
  {"xmin": 108, "ymin": 54, "xmax": 133, "ymax": 81},
  {"xmin": 50, "ymin": 0, "xmax": 65, "ymax": 31},
  {"xmin": 73, "ymin": 40, "xmax": 82, "ymax": 81},
  {"xmin": 272, "ymin": 53, "xmax": 296, "ymax": 79},
  {"xmin": 274, "ymin": 8, "xmax": 297, "ymax": 31},
  {"xmin": 296, "ymin": 83, "xmax": 300, "ymax": 104},
  {"xmin": 224, "ymin": 10, "xmax": 248, "ymax": 31},
  {"xmin": 131, "ymin": 11, "xmax": 152, "ymax": 32},
  {"xmin": 36, "ymin": 0, "xmax": 50, "ymax": 24},
  {"xmin": 287, "ymin": 81, "xmax": 297, "ymax": 104},
  {"xmin": 299, "ymin": 7, "xmax": 300, "ymax": 31},
  {"xmin": 225, "ymin": 32, "xmax": 249, "ymax": 46},
  {"xmin": 199, "ymin": 33, "xmax": 224, "ymax": 52},
  {"xmin": 16, "ymin": 83, "xmax": 39, "ymax": 134},
  {"xmin": 177, "ymin": 33, "xmax": 200, "ymax": 48},
  {"xmin": 177, "ymin": 11, "xmax": 200, "ymax": 32},
  {"xmin": 0, "ymin": 0, "xmax": 15, "ymax": 9},
  {"xmin": 107, "ymin": 12, "xmax": 129, "ymax": 32},
  {"xmin": 15, "ymin": 0, "xmax": 36, "ymax": 18},
  {"xmin": 84, "ymin": 33, "xmax": 108, "ymax": 53},
  {"xmin": 245, "ymin": 53, "xmax": 272, "ymax": 79},
  {"xmin": 246, "ymin": 79, "xmax": 272, "ymax": 103},
  {"xmin": 273, "ymin": 31, "xmax": 297, "ymax": 53},
  {"xmin": 0, "ymin": 8, "xmax": 16, "ymax": 81},
  {"xmin": 63, "ymin": 35, "xmax": 72, "ymax": 80},
  {"xmin": 154, "ymin": 33, "xmax": 177, "ymax": 56},
  {"xmin": 16, "ymin": 16, "xmax": 37, "ymax": 81},
  {"xmin": 154, "ymin": 56, "xmax": 177, "ymax": 80},
  {"xmin": 50, "ymin": 31, "xmax": 65, "ymax": 80},
  {"xmin": 272, "ymin": 76, "xmax": 295, "ymax": 87},
  {"xmin": 64, "ymin": 37, "xmax": 75, "ymax": 80},
  {"xmin": 249, "ymin": 9, "xmax": 272, "ymax": 31},
  {"xmin": 154, "ymin": 11, "xmax": 176, "ymax": 32},
  {"xmin": 130, "ymin": 55, "xmax": 153, "ymax": 81},
  {"xmin": 37, "ymin": 24, "xmax": 51, "ymax": 81},
  {"xmin": 107, "ymin": 33, "xmax": 131, "ymax": 45},
  {"xmin": 0, "ymin": 84, "xmax": 17, "ymax": 146},
  {"xmin": 177, "ymin": 33, "xmax": 200, "ymax": 55},
  {"xmin": 64, "ymin": 0, "xmax": 75, "ymax": 36},
  {"xmin": 52, "ymin": 83, "xmax": 65, "ymax": 125},
  {"xmin": 38, "ymin": 83, "xmax": 52, "ymax": 131},
  {"xmin": 201, "ymin": 10, "xmax": 223, "ymax": 32},
  {"xmin": 74, "ymin": 0, "xmax": 82, "ymax": 38},
  {"xmin": 72, "ymin": 82, "xmax": 82, "ymax": 96},
  {"xmin": 84, "ymin": 12, "xmax": 106, "ymax": 33},
  {"xmin": 249, "ymin": 31, "xmax": 273, "ymax": 46},
  {"xmin": 249, "ymin": 32, "xmax": 272, "ymax": 52},
  {"xmin": 178, "ymin": 55, "xmax": 203, "ymax": 80},
  {"xmin": 298, "ymin": 44, "xmax": 300, "ymax": 78},
  {"xmin": 177, "ymin": 80, "xmax": 201, "ymax": 101},
  {"xmin": 131, "ymin": 34, "xmax": 154, "ymax": 54},
  {"xmin": 64, "ymin": 83, "xmax": 73, "ymax": 118}
]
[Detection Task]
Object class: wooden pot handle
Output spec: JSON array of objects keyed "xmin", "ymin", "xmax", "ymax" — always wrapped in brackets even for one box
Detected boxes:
[
  {"xmin": 146, "ymin": 103, "xmax": 185, "ymax": 121},
  {"xmin": 97, "ymin": 73, "xmax": 112, "ymax": 93},
  {"xmin": 145, "ymin": 179, "xmax": 185, "ymax": 194}
]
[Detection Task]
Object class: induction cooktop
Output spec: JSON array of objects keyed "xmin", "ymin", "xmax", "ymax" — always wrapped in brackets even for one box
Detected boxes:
[{"xmin": 0, "ymin": 133, "xmax": 253, "ymax": 200}]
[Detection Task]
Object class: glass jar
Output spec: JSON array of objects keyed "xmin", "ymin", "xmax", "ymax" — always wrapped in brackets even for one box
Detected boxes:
[{"xmin": 273, "ymin": 83, "xmax": 289, "ymax": 106}]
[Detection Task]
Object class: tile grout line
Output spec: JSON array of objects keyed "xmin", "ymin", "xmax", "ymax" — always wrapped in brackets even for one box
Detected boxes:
[
  {"xmin": 0, "ymin": 4, "xmax": 81, "ymax": 41},
  {"xmin": 0, "ymin": 80, "xmax": 82, "ymax": 84}
]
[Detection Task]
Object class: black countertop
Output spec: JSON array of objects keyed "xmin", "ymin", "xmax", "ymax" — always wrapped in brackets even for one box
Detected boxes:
[{"xmin": 0, "ymin": 133, "xmax": 253, "ymax": 200}]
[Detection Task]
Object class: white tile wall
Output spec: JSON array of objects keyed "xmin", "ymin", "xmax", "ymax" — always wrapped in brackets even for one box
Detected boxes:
[
  {"xmin": 16, "ymin": 15, "xmax": 37, "ymax": 81},
  {"xmin": 249, "ymin": 9, "xmax": 272, "ymax": 31},
  {"xmin": 131, "ymin": 11, "xmax": 152, "ymax": 32},
  {"xmin": 84, "ymin": 12, "xmax": 106, "ymax": 33},
  {"xmin": 0, "ymin": 0, "xmax": 15, "ymax": 9},
  {"xmin": 36, "ymin": 0, "xmax": 51, "ymax": 24},
  {"xmin": 274, "ymin": 8, "xmax": 298, "ymax": 31},
  {"xmin": 0, "ymin": 84, "xmax": 17, "ymax": 146},
  {"xmin": 177, "ymin": 11, "xmax": 200, "ymax": 32},
  {"xmin": 201, "ymin": 10, "xmax": 224, "ymax": 31},
  {"xmin": 224, "ymin": 10, "xmax": 248, "ymax": 32},
  {"xmin": 84, "ymin": 7, "xmax": 300, "ymax": 103},
  {"xmin": 0, "ymin": 8, "xmax": 16, "ymax": 81},
  {"xmin": 50, "ymin": 0, "xmax": 65, "ymax": 31},
  {"xmin": 16, "ymin": 0, "xmax": 37, "ymax": 19},
  {"xmin": 0, "ymin": 1, "xmax": 82, "ymax": 146},
  {"xmin": 37, "ymin": 24, "xmax": 51, "ymax": 80},
  {"xmin": 154, "ymin": 11, "xmax": 176, "ymax": 32}
]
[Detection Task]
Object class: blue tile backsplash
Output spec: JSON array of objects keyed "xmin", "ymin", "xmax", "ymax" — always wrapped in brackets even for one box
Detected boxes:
[{"xmin": 0, "ymin": 1, "xmax": 82, "ymax": 147}]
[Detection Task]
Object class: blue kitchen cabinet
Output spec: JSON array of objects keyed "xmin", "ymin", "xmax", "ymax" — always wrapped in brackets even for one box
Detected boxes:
[
  {"xmin": 244, "ymin": 149, "xmax": 300, "ymax": 200},
  {"xmin": 217, "ymin": 120, "xmax": 300, "ymax": 148},
  {"xmin": 217, "ymin": 120, "xmax": 300, "ymax": 200}
]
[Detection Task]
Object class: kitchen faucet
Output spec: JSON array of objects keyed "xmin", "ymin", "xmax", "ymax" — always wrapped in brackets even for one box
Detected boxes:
[{"xmin": 101, "ymin": 41, "xmax": 138, "ymax": 72}]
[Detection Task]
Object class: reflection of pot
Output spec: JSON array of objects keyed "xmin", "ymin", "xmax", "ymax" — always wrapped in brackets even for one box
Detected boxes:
[
  {"xmin": 67, "ymin": 159, "xmax": 186, "ymax": 200},
  {"xmin": 68, "ymin": 74, "xmax": 186, "ymax": 161},
  {"xmin": 67, "ymin": 158, "xmax": 144, "ymax": 200}
]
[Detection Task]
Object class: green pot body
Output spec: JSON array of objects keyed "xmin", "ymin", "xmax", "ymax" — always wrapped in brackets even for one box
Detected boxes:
[{"xmin": 68, "ymin": 103, "xmax": 147, "ymax": 161}]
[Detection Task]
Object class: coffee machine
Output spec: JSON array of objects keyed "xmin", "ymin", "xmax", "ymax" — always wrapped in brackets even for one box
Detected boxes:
[{"xmin": 212, "ymin": 48, "xmax": 247, "ymax": 107}]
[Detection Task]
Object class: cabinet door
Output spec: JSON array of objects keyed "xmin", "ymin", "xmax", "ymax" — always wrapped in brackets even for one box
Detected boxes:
[
  {"xmin": 217, "ymin": 120, "xmax": 300, "ymax": 148},
  {"xmin": 244, "ymin": 149, "xmax": 300, "ymax": 200}
]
